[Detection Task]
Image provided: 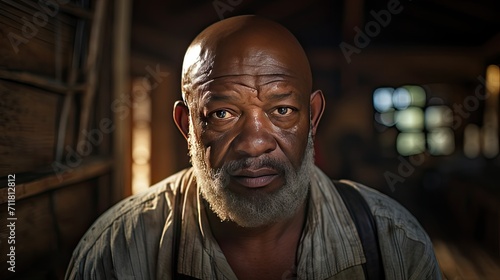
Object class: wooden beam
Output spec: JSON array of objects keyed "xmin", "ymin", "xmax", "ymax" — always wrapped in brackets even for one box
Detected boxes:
[
  {"xmin": 0, "ymin": 157, "xmax": 113, "ymax": 204},
  {"xmin": 0, "ymin": 69, "xmax": 86, "ymax": 93},
  {"xmin": 113, "ymin": 0, "xmax": 133, "ymax": 200},
  {"xmin": 78, "ymin": 0, "xmax": 108, "ymax": 145}
]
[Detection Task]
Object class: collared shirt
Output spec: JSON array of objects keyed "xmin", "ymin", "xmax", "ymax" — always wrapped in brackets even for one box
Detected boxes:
[{"xmin": 65, "ymin": 166, "xmax": 441, "ymax": 279}]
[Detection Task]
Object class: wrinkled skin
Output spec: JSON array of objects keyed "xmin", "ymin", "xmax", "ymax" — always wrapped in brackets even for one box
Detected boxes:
[
  {"xmin": 176, "ymin": 15, "xmax": 324, "ymax": 194},
  {"xmin": 173, "ymin": 15, "xmax": 325, "ymax": 279}
]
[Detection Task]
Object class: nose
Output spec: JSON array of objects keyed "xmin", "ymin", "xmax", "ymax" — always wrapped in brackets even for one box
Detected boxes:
[{"xmin": 232, "ymin": 112, "xmax": 277, "ymax": 158}]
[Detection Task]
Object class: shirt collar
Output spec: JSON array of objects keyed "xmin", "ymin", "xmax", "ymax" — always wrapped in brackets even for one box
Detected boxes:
[{"xmin": 172, "ymin": 166, "xmax": 366, "ymax": 279}]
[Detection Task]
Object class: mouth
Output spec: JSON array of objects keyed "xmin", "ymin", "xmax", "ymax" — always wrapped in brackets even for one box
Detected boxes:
[{"xmin": 230, "ymin": 168, "xmax": 280, "ymax": 188}]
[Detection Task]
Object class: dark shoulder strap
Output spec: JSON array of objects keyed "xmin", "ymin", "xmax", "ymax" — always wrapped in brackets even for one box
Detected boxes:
[{"xmin": 334, "ymin": 180, "xmax": 385, "ymax": 280}]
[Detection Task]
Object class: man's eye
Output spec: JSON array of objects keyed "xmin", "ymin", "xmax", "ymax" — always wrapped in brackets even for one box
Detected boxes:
[
  {"xmin": 275, "ymin": 107, "xmax": 293, "ymax": 116},
  {"xmin": 211, "ymin": 110, "xmax": 232, "ymax": 119}
]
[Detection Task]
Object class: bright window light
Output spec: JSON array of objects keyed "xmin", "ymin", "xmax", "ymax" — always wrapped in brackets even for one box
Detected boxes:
[
  {"xmin": 395, "ymin": 107, "xmax": 424, "ymax": 131},
  {"xmin": 482, "ymin": 125, "xmax": 499, "ymax": 158},
  {"xmin": 397, "ymin": 132, "xmax": 425, "ymax": 156},
  {"xmin": 486, "ymin": 64, "xmax": 499, "ymax": 96},
  {"xmin": 393, "ymin": 87, "xmax": 412, "ymax": 110},
  {"xmin": 405, "ymin": 85, "xmax": 426, "ymax": 107},
  {"xmin": 131, "ymin": 78, "xmax": 152, "ymax": 195},
  {"xmin": 425, "ymin": 106, "xmax": 453, "ymax": 129},
  {"xmin": 373, "ymin": 87, "xmax": 394, "ymax": 113},
  {"xmin": 427, "ymin": 128, "xmax": 455, "ymax": 155}
]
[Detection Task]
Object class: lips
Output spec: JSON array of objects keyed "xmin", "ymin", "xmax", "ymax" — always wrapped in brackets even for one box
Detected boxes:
[{"xmin": 230, "ymin": 168, "xmax": 279, "ymax": 188}]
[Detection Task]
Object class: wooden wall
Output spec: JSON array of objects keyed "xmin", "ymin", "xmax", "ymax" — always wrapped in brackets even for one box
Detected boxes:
[{"xmin": 0, "ymin": 1, "xmax": 120, "ymax": 278}]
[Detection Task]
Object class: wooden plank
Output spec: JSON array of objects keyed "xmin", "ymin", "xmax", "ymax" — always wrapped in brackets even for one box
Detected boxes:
[
  {"xmin": 0, "ymin": 81, "xmax": 60, "ymax": 176},
  {"xmin": 0, "ymin": 193, "xmax": 58, "ymax": 278},
  {"xmin": 0, "ymin": 157, "xmax": 113, "ymax": 204},
  {"xmin": 78, "ymin": 0, "xmax": 108, "ymax": 145},
  {"xmin": 0, "ymin": 2, "xmax": 77, "ymax": 78},
  {"xmin": 0, "ymin": 177, "xmax": 109, "ymax": 279},
  {"xmin": 52, "ymin": 178, "xmax": 101, "ymax": 275},
  {"xmin": 0, "ymin": 69, "xmax": 86, "ymax": 94}
]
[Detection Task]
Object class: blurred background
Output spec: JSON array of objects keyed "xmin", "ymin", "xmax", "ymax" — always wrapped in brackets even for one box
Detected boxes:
[{"xmin": 1, "ymin": 0, "xmax": 499, "ymax": 278}]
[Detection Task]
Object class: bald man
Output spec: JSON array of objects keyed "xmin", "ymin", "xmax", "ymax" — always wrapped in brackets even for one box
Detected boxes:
[{"xmin": 66, "ymin": 16, "xmax": 441, "ymax": 280}]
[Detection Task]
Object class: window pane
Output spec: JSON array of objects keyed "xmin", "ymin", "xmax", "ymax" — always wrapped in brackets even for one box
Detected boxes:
[
  {"xmin": 373, "ymin": 87, "xmax": 394, "ymax": 112},
  {"xmin": 425, "ymin": 106, "xmax": 453, "ymax": 129},
  {"xmin": 393, "ymin": 87, "xmax": 411, "ymax": 110},
  {"xmin": 397, "ymin": 132, "xmax": 425, "ymax": 155},
  {"xmin": 427, "ymin": 128, "xmax": 455, "ymax": 155},
  {"xmin": 405, "ymin": 85, "xmax": 426, "ymax": 107},
  {"xmin": 395, "ymin": 107, "xmax": 424, "ymax": 131}
]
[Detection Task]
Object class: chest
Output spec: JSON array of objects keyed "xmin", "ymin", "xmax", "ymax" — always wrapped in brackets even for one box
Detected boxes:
[{"xmin": 222, "ymin": 244, "xmax": 298, "ymax": 280}]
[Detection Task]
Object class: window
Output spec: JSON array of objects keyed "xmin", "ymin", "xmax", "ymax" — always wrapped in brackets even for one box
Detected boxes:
[{"xmin": 373, "ymin": 85, "xmax": 454, "ymax": 156}]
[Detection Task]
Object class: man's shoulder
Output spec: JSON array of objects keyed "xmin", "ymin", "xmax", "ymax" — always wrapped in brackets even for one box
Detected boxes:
[
  {"xmin": 339, "ymin": 180, "xmax": 429, "ymax": 241},
  {"xmin": 311, "ymin": 168, "xmax": 426, "ymax": 236},
  {"xmin": 101, "ymin": 168, "xmax": 192, "ymax": 222},
  {"xmin": 70, "ymin": 168, "xmax": 193, "ymax": 257},
  {"xmin": 336, "ymin": 180, "xmax": 441, "ymax": 278}
]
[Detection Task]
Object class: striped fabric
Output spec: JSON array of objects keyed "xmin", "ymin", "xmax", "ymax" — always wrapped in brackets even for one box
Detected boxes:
[{"xmin": 66, "ymin": 166, "xmax": 441, "ymax": 279}]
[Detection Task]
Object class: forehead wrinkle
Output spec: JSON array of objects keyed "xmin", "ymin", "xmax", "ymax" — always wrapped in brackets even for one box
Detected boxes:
[
  {"xmin": 208, "ymin": 74, "xmax": 299, "ymax": 91},
  {"xmin": 198, "ymin": 75, "xmax": 302, "ymax": 103}
]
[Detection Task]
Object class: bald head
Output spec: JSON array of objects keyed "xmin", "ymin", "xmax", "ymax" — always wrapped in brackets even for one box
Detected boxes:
[{"xmin": 181, "ymin": 15, "xmax": 312, "ymax": 103}]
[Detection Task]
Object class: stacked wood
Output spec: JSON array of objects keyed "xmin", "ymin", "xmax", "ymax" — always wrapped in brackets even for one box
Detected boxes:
[{"xmin": 0, "ymin": 0, "xmax": 118, "ymax": 278}]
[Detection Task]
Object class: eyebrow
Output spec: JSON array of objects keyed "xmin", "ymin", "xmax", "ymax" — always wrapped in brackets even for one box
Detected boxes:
[{"xmin": 266, "ymin": 92, "xmax": 294, "ymax": 101}]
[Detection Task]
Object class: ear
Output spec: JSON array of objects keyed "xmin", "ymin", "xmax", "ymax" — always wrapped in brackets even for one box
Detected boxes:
[
  {"xmin": 310, "ymin": 90, "xmax": 325, "ymax": 138},
  {"xmin": 173, "ymin": 100, "xmax": 190, "ymax": 140}
]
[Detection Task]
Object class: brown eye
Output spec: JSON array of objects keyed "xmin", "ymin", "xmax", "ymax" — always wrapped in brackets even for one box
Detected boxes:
[{"xmin": 211, "ymin": 110, "xmax": 232, "ymax": 119}]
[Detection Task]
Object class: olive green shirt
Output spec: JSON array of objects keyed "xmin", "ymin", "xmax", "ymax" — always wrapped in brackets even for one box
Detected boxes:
[{"xmin": 66, "ymin": 166, "xmax": 441, "ymax": 279}]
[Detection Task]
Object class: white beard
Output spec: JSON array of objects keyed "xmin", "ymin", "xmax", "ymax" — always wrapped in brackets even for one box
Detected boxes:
[{"xmin": 188, "ymin": 121, "xmax": 315, "ymax": 228}]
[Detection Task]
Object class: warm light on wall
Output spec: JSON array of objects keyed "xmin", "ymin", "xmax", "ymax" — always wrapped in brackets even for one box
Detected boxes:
[
  {"xmin": 464, "ymin": 124, "xmax": 480, "ymax": 158},
  {"xmin": 131, "ymin": 78, "xmax": 152, "ymax": 195},
  {"xmin": 482, "ymin": 64, "xmax": 499, "ymax": 158},
  {"xmin": 486, "ymin": 64, "xmax": 499, "ymax": 96}
]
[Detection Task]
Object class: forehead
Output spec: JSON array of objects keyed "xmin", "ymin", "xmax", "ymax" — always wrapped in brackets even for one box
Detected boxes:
[
  {"xmin": 210, "ymin": 42, "xmax": 300, "ymax": 76},
  {"xmin": 198, "ymin": 73, "xmax": 304, "ymax": 101},
  {"xmin": 188, "ymin": 45, "xmax": 310, "ymax": 101},
  {"xmin": 182, "ymin": 20, "xmax": 312, "ymax": 99}
]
